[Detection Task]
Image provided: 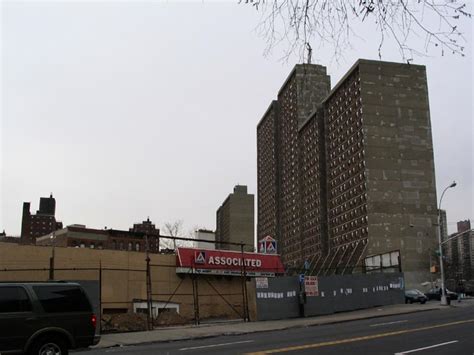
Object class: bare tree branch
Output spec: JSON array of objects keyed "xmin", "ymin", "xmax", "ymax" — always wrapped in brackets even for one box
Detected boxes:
[
  {"xmin": 242, "ymin": 0, "xmax": 471, "ymax": 62},
  {"xmin": 161, "ymin": 220, "xmax": 185, "ymax": 250}
]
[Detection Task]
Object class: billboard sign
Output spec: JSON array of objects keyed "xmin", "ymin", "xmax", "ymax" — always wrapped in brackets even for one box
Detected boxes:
[{"xmin": 176, "ymin": 247, "xmax": 285, "ymax": 277}]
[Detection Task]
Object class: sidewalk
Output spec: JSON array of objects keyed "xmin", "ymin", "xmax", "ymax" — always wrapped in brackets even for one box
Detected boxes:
[{"xmin": 94, "ymin": 302, "xmax": 453, "ymax": 349}]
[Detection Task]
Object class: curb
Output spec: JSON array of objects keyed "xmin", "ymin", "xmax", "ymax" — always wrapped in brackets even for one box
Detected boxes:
[{"xmin": 93, "ymin": 306, "xmax": 443, "ymax": 349}]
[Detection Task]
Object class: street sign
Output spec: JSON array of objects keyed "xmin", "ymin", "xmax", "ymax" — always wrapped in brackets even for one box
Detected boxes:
[
  {"xmin": 299, "ymin": 273, "xmax": 305, "ymax": 284},
  {"xmin": 304, "ymin": 259, "xmax": 310, "ymax": 271}
]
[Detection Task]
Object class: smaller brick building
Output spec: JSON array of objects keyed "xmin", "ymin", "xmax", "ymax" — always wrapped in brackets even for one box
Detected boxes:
[
  {"xmin": 0, "ymin": 230, "xmax": 20, "ymax": 244},
  {"xmin": 36, "ymin": 219, "xmax": 161, "ymax": 253}
]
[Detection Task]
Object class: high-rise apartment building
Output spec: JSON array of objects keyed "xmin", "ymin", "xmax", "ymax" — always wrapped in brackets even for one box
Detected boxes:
[
  {"xmin": 20, "ymin": 194, "xmax": 63, "ymax": 245},
  {"xmin": 258, "ymin": 65, "xmax": 331, "ymax": 265},
  {"xmin": 216, "ymin": 185, "xmax": 254, "ymax": 251},
  {"xmin": 457, "ymin": 220, "xmax": 473, "ymax": 281},
  {"xmin": 257, "ymin": 60, "xmax": 438, "ymax": 286},
  {"xmin": 439, "ymin": 209, "xmax": 448, "ymax": 241},
  {"xmin": 441, "ymin": 209, "xmax": 456, "ymax": 266}
]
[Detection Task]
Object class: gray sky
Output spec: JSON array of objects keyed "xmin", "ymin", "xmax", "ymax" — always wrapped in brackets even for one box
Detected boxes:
[{"xmin": 1, "ymin": 1, "xmax": 472, "ymax": 237}]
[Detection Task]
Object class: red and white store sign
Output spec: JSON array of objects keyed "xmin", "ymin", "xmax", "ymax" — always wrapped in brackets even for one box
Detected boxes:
[{"xmin": 176, "ymin": 247, "xmax": 285, "ymax": 277}]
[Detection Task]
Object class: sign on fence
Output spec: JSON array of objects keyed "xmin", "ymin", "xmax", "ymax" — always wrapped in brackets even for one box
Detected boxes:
[
  {"xmin": 304, "ymin": 276, "xmax": 319, "ymax": 296},
  {"xmin": 256, "ymin": 277, "xmax": 269, "ymax": 289}
]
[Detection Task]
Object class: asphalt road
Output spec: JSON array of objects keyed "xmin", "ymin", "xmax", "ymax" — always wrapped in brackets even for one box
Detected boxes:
[{"xmin": 78, "ymin": 301, "xmax": 474, "ymax": 355}]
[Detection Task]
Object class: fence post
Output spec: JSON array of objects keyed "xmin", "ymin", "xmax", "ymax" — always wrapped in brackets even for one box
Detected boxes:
[
  {"xmin": 99, "ymin": 260, "xmax": 102, "ymax": 333},
  {"xmin": 191, "ymin": 271, "xmax": 200, "ymax": 325},
  {"xmin": 240, "ymin": 243, "xmax": 249, "ymax": 321},
  {"xmin": 49, "ymin": 244, "xmax": 55, "ymax": 280}
]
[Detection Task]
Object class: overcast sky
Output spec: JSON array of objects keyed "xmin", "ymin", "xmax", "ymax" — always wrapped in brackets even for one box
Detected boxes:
[{"xmin": 1, "ymin": 1, "xmax": 472, "ymax": 237}]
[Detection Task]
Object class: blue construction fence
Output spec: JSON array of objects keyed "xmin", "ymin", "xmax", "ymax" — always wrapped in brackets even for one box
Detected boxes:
[{"xmin": 253, "ymin": 272, "xmax": 404, "ymax": 321}]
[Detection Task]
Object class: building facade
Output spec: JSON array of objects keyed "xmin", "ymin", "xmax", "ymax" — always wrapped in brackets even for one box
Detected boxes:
[
  {"xmin": 129, "ymin": 217, "xmax": 160, "ymax": 248},
  {"xmin": 193, "ymin": 229, "xmax": 216, "ymax": 250},
  {"xmin": 457, "ymin": 220, "xmax": 473, "ymax": 281},
  {"xmin": 439, "ymin": 209, "xmax": 448, "ymax": 242},
  {"xmin": 257, "ymin": 60, "xmax": 438, "ymax": 287},
  {"xmin": 0, "ymin": 230, "xmax": 19, "ymax": 244},
  {"xmin": 36, "ymin": 220, "xmax": 161, "ymax": 253},
  {"xmin": 20, "ymin": 194, "xmax": 63, "ymax": 245},
  {"xmin": 216, "ymin": 185, "xmax": 254, "ymax": 251}
]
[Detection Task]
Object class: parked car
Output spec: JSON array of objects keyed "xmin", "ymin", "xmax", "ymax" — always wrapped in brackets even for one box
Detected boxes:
[
  {"xmin": 405, "ymin": 289, "xmax": 428, "ymax": 304},
  {"xmin": 425, "ymin": 287, "xmax": 458, "ymax": 301},
  {"xmin": 0, "ymin": 282, "xmax": 100, "ymax": 355}
]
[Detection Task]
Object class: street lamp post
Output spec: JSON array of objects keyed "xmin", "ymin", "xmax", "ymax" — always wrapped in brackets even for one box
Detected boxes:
[{"xmin": 437, "ymin": 181, "xmax": 457, "ymax": 306}]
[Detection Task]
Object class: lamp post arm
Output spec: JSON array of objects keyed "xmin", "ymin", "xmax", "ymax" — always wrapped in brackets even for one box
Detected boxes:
[{"xmin": 440, "ymin": 229, "xmax": 474, "ymax": 246}]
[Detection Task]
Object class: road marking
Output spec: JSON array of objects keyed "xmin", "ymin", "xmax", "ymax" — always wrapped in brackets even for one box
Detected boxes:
[
  {"xmin": 245, "ymin": 319, "xmax": 474, "ymax": 354},
  {"xmin": 105, "ymin": 346, "xmax": 129, "ymax": 353},
  {"xmin": 394, "ymin": 340, "xmax": 459, "ymax": 354},
  {"xmin": 180, "ymin": 340, "xmax": 254, "ymax": 351},
  {"xmin": 370, "ymin": 320, "xmax": 408, "ymax": 327}
]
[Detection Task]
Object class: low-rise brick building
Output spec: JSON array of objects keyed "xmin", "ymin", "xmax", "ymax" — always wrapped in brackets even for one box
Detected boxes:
[{"xmin": 36, "ymin": 219, "xmax": 161, "ymax": 253}]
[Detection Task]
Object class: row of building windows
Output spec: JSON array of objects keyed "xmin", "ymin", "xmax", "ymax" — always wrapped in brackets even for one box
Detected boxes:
[
  {"xmin": 328, "ymin": 102, "xmax": 363, "ymax": 129},
  {"xmin": 330, "ymin": 194, "xmax": 367, "ymax": 217},
  {"xmin": 332, "ymin": 227, "xmax": 368, "ymax": 245},
  {"xmin": 71, "ymin": 241, "xmax": 103, "ymax": 249},
  {"xmin": 327, "ymin": 74, "xmax": 360, "ymax": 114}
]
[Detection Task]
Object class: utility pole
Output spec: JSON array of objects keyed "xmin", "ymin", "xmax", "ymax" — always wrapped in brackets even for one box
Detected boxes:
[
  {"xmin": 429, "ymin": 250, "xmax": 434, "ymax": 289},
  {"xmin": 437, "ymin": 181, "xmax": 457, "ymax": 306},
  {"xmin": 145, "ymin": 234, "xmax": 153, "ymax": 330},
  {"xmin": 240, "ymin": 242, "xmax": 249, "ymax": 322}
]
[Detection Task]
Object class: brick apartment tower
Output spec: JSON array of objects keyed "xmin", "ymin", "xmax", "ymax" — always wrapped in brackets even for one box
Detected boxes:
[
  {"xmin": 21, "ymin": 194, "xmax": 63, "ymax": 245},
  {"xmin": 257, "ymin": 65, "xmax": 330, "ymax": 267},
  {"xmin": 216, "ymin": 185, "xmax": 255, "ymax": 251},
  {"xmin": 257, "ymin": 60, "xmax": 438, "ymax": 287},
  {"xmin": 457, "ymin": 220, "xmax": 473, "ymax": 281}
]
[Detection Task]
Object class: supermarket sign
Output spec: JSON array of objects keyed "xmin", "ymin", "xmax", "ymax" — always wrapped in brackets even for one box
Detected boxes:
[{"xmin": 176, "ymin": 247, "xmax": 285, "ymax": 277}]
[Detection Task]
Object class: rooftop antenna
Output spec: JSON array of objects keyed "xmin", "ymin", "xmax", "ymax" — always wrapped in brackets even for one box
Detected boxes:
[{"xmin": 306, "ymin": 43, "xmax": 312, "ymax": 64}]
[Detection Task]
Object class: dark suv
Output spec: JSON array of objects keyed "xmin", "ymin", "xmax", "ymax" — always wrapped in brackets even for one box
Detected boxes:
[{"xmin": 0, "ymin": 282, "xmax": 100, "ymax": 354}]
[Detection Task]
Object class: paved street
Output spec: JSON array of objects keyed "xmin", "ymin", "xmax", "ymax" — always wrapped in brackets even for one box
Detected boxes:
[{"xmin": 77, "ymin": 301, "xmax": 474, "ymax": 355}]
